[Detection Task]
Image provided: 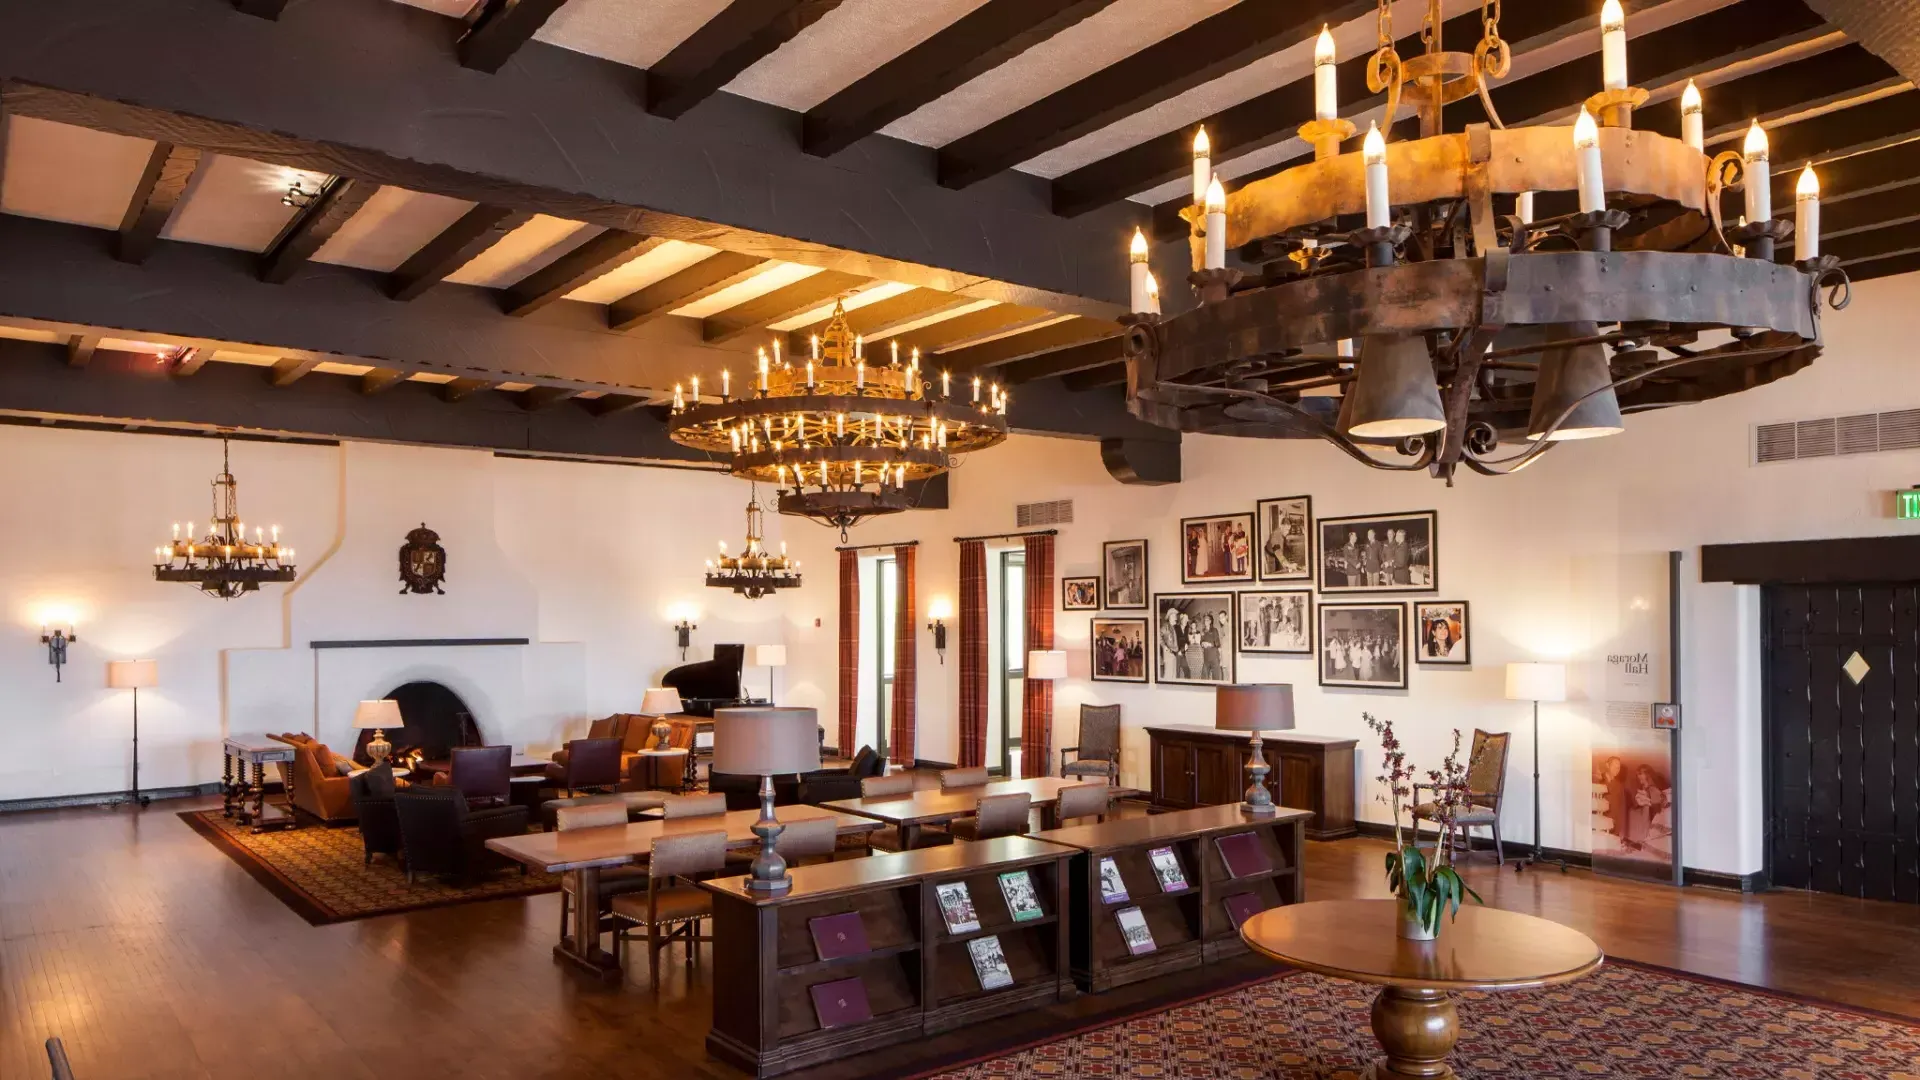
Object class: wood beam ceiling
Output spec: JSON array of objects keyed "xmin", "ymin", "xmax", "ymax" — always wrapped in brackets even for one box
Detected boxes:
[
  {"xmin": 1764, "ymin": 89, "xmax": 1920, "ymax": 170},
  {"xmin": 231, "ymin": 0, "xmax": 287, "ymax": 19},
  {"xmin": 267, "ymin": 356, "xmax": 322, "ymax": 386},
  {"xmin": 361, "ymin": 367, "xmax": 408, "ymax": 394},
  {"xmin": 459, "ymin": 0, "xmax": 572, "ymax": 74},
  {"xmin": 441, "ymin": 377, "xmax": 493, "ymax": 402},
  {"xmin": 608, "ymin": 251, "xmax": 770, "ymax": 331},
  {"xmin": 171, "ymin": 348, "xmax": 212, "ymax": 377},
  {"xmin": 1847, "ymin": 250, "xmax": 1920, "ymax": 281},
  {"xmin": 388, "ymin": 204, "xmax": 531, "ymax": 301},
  {"xmin": 937, "ymin": 319, "xmax": 1117, "ymax": 375},
  {"xmin": 1770, "ymin": 136, "xmax": 1920, "ymax": 203},
  {"xmin": 519, "ymin": 385, "xmax": 581, "ymax": 410},
  {"xmin": 702, "ymin": 270, "xmax": 866, "ymax": 343},
  {"xmin": 502, "ymin": 230, "xmax": 661, "ymax": 317},
  {"xmin": 889, "ymin": 305, "xmax": 1059, "ymax": 356},
  {"xmin": 1638, "ymin": 44, "xmax": 1900, "ymax": 142},
  {"xmin": 936, "ymin": 0, "xmax": 1374, "ymax": 192},
  {"xmin": 66, "ymin": 333, "xmax": 99, "ymax": 368},
  {"xmin": 645, "ymin": 0, "xmax": 845, "ymax": 120},
  {"xmin": 783, "ymin": 289, "xmax": 979, "ymax": 351},
  {"xmin": 260, "ymin": 177, "xmax": 377, "ymax": 284},
  {"xmin": 801, "ymin": 0, "xmax": 1120, "ymax": 159},
  {"xmin": 1820, "ymin": 185, "xmax": 1920, "ymax": 238},
  {"xmin": 1828, "ymin": 218, "xmax": 1920, "ymax": 264},
  {"xmin": 999, "ymin": 336, "xmax": 1125, "ymax": 385},
  {"xmin": 116, "ymin": 142, "xmax": 206, "ymax": 264}
]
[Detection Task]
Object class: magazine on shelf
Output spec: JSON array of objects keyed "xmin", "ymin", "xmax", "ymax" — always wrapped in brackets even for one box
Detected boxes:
[
  {"xmin": 1222, "ymin": 892, "xmax": 1267, "ymax": 930},
  {"xmin": 1147, "ymin": 845, "xmax": 1189, "ymax": 893},
  {"xmin": 998, "ymin": 870, "xmax": 1045, "ymax": 922},
  {"xmin": 1214, "ymin": 831, "xmax": 1275, "ymax": 878},
  {"xmin": 809, "ymin": 976, "xmax": 873, "ymax": 1029},
  {"xmin": 807, "ymin": 911, "xmax": 870, "ymax": 961},
  {"xmin": 967, "ymin": 934, "xmax": 1016, "ymax": 990},
  {"xmin": 1115, "ymin": 906, "xmax": 1156, "ymax": 956},
  {"xmin": 1096, "ymin": 856, "xmax": 1130, "ymax": 904},
  {"xmin": 935, "ymin": 881, "xmax": 981, "ymax": 934}
]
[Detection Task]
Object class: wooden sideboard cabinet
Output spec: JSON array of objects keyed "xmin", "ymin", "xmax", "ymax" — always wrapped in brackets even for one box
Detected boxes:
[{"xmin": 1145, "ymin": 725, "xmax": 1357, "ymax": 840}]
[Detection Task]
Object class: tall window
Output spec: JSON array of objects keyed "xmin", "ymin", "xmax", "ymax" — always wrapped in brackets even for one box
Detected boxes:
[
  {"xmin": 869, "ymin": 555, "xmax": 897, "ymax": 761},
  {"xmin": 996, "ymin": 550, "xmax": 1026, "ymax": 776}
]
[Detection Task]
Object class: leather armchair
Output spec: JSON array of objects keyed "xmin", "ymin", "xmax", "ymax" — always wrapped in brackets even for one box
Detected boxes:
[
  {"xmin": 435, "ymin": 745, "xmax": 512, "ymax": 808},
  {"xmin": 350, "ymin": 763, "xmax": 403, "ymax": 866},
  {"xmin": 393, "ymin": 786, "xmax": 529, "ymax": 884},
  {"xmin": 543, "ymin": 736, "xmax": 623, "ymax": 795},
  {"xmin": 268, "ymin": 732, "xmax": 357, "ymax": 824}
]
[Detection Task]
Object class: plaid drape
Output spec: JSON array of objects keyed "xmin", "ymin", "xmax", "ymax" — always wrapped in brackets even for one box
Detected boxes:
[
  {"xmin": 837, "ymin": 548, "xmax": 858, "ymax": 755},
  {"xmin": 957, "ymin": 540, "xmax": 988, "ymax": 769},
  {"xmin": 889, "ymin": 544, "xmax": 917, "ymax": 766},
  {"xmin": 1021, "ymin": 533, "xmax": 1056, "ymax": 778}
]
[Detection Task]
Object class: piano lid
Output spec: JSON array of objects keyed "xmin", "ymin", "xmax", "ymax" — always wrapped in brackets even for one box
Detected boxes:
[{"xmin": 662, "ymin": 644, "xmax": 745, "ymax": 716}]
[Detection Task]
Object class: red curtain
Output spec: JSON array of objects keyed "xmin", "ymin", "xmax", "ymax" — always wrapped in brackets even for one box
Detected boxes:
[
  {"xmin": 957, "ymin": 540, "xmax": 988, "ymax": 768},
  {"xmin": 889, "ymin": 545, "xmax": 917, "ymax": 766},
  {"xmin": 837, "ymin": 548, "xmax": 858, "ymax": 756},
  {"xmin": 1021, "ymin": 533, "xmax": 1056, "ymax": 778}
]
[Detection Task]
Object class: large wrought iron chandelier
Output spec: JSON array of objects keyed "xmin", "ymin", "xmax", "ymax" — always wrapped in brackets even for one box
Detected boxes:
[
  {"xmin": 669, "ymin": 300, "xmax": 1009, "ymax": 538},
  {"xmin": 1122, "ymin": 0, "xmax": 1848, "ymax": 483},
  {"xmin": 152, "ymin": 435, "xmax": 297, "ymax": 599},
  {"xmin": 706, "ymin": 488, "xmax": 802, "ymax": 599}
]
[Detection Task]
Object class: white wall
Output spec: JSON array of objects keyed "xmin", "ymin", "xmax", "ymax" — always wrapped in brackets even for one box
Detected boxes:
[
  {"xmin": 786, "ymin": 271, "xmax": 1920, "ymax": 877},
  {"xmin": 0, "ymin": 432, "xmax": 793, "ymax": 801}
]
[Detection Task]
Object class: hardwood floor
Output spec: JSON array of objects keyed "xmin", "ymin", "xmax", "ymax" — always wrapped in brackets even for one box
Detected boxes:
[{"xmin": 2, "ymin": 798, "xmax": 1915, "ymax": 1079}]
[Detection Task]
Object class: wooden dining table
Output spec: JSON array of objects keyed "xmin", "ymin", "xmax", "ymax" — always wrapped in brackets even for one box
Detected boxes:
[
  {"xmin": 820, "ymin": 776, "xmax": 1137, "ymax": 848},
  {"xmin": 485, "ymin": 805, "xmax": 881, "ymax": 980}
]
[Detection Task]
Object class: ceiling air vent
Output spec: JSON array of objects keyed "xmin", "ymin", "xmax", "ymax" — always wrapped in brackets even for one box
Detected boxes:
[
  {"xmin": 1755, "ymin": 422, "xmax": 1796, "ymax": 463},
  {"xmin": 1755, "ymin": 407, "xmax": 1920, "ymax": 463},
  {"xmin": 1016, "ymin": 499, "xmax": 1073, "ymax": 527}
]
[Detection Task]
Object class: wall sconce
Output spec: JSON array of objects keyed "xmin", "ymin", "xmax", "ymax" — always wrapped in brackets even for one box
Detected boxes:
[
  {"xmin": 927, "ymin": 597, "xmax": 952, "ymax": 665},
  {"xmin": 41, "ymin": 623, "xmax": 75, "ymax": 682},
  {"xmin": 674, "ymin": 619, "xmax": 698, "ymax": 660}
]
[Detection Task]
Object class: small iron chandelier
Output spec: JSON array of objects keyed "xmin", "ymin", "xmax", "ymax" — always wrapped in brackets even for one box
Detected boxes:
[
  {"xmin": 153, "ymin": 435, "xmax": 297, "ymax": 599},
  {"xmin": 706, "ymin": 488, "xmax": 801, "ymax": 600}
]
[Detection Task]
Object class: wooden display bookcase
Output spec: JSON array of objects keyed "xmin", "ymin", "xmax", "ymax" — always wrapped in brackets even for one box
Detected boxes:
[
  {"xmin": 702, "ymin": 836, "xmax": 1074, "ymax": 1078},
  {"xmin": 1030, "ymin": 804, "xmax": 1310, "ymax": 992}
]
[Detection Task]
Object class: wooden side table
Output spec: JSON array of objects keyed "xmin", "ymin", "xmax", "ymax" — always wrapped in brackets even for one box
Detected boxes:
[
  {"xmin": 631, "ymin": 748, "xmax": 689, "ymax": 792},
  {"xmin": 1241, "ymin": 899, "xmax": 1602, "ymax": 1079}
]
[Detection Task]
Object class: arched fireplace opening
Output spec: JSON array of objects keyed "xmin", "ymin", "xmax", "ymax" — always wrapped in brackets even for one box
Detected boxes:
[{"xmin": 351, "ymin": 680, "xmax": 483, "ymax": 765}]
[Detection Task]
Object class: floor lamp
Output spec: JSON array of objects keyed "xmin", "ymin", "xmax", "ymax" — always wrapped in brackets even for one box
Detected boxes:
[
  {"xmin": 107, "ymin": 660, "xmax": 159, "ymax": 810},
  {"xmin": 1506, "ymin": 661, "xmax": 1568, "ymax": 873},
  {"xmin": 754, "ymin": 644, "xmax": 787, "ymax": 703}
]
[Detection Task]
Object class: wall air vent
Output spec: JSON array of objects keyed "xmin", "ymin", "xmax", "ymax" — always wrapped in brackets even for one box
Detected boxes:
[
  {"xmin": 1754, "ymin": 408, "xmax": 1920, "ymax": 464},
  {"xmin": 1015, "ymin": 499, "xmax": 1073, "ymax": 527}
]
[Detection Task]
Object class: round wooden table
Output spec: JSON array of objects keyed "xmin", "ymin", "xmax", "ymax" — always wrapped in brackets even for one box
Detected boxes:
[{"xmin": 1241, "ymin": 899, "xmax": 1602, "ymax": 1079}]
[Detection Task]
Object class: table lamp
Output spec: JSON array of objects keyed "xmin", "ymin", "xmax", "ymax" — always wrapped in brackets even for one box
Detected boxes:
[
  {"xmin": 353, "ymin": 699, "xmax": 403, "ymax": 766},
  {"xmin": 1215, "ymin": 683, "xmax": 1295, "ymax": 815},
  {"xmin": 641, "ymin": 686, "xmax": 683, "ymax": 751},
  {"xmin": 754, "ymin": 644, "xmax": 787, "ymax": 702},
  {"xmin": 1505, "ymin": 662, "xmax": 1567, "ymax": 872},
  {"xmin": 713, "ymin": 706, "xmax": 821, "ymax": 893},
  {"xmin": 106, "ymin": 659, "xmax": 158, "ymax": 809}
]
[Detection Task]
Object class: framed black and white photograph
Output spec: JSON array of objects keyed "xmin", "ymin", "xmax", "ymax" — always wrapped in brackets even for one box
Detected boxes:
[
  {"xmin": 1256, "ymin": 496, "xmax": 1313, "ymax": 581},
  {"xmin": 1415, "ymin": 601, "xmax": 1471, "ymax": 665},
  {"xmin": 1237, "ymin": 589, "xmax": 1312, "ymax": 654},
  {"xmin": 1317, "ymin": 602, "xmax": 1408, "ymax": 690},
  {"xmin": 1062, "ymin": 576, "xmax": 1101, "ymax": 610},
  {"xmin": 1102, "ymin": 539, "xmax": 1149, "ymax": 610},
  {"xmin": 1153, "ymin": 592, "xmax": 1235, "ymax": 686},
  {"xmin": 1180, "ymin": 512, "xmax": 1255, "ymax": 585},
  {"xmin": 1090, "ymin": 617, "xmax": 1150, "ymax": 683},
  {"xmin": 1317, "ymin": 511, "xmax": 1438, "ymax": 594}
]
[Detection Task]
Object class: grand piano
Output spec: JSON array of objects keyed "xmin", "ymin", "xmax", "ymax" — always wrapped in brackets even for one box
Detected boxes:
[{"xmin": 661, "ymin": 644, "xmax": 769, "ymax": 716}]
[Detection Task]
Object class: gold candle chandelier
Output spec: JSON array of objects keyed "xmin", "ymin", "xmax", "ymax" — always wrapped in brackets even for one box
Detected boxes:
[
  {"xmin": 152, "ymin": 435, "xmax": 296, "ymax": 599},
  {"xmin": 706, "ymin": 488, "xmax": 802, "ymax": 599}
]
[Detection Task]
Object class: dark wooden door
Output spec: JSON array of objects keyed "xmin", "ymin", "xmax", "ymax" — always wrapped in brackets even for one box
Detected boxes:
[
  {"xmin": 1154, "ymin": 740, "xmax": 1198, "ymax": 809},
  {"xmin": 1194, "ymin": 744, "xmax": 1240, "ymax": 806},
  {"xmin": 1764, "ymin": 584, "xmax": 1920, "ymax": 903},
  {"xmin": 1271, "ymin": 752, "xmax": 1318, "ymax": 818}
]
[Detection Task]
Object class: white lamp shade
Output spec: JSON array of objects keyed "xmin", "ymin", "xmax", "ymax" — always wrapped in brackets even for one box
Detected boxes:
[
  {"xmin": 107, "ymin": 659, "xmax": 158, "ymax": 690},
  {"xmin": 713, "ymin": 706, "xmax": 821, "ymax": 775},
  {"xmin": 353, "ymin": 699, "xmax": 403, "ymax": 730},
  {"xmin": 1027, "ymin": 650, "xmax": 1068, "ymax": 680},
  {"xmin": 753, "ymin": 644, "xmax": 788, "ymax": 668},
  {"xmin": 1505, "ymin": 662, "xmax": 1567, "ymax": 703},
  {"xmin": 640, "ymin": 687, "xmax": 684, "ymax": 715}
]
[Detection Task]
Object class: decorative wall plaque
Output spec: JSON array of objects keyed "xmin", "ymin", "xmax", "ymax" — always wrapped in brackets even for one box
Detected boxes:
[{"xmin": 398, "ymin": 524, "xmax": 447, "ymax": 595}]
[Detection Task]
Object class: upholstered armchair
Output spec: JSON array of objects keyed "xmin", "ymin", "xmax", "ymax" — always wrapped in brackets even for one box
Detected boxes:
[
  {"xmin": 1060, "ymin": 704, "xmax": 1122, "ymax": 782},
  {"xmin": 1412, "ymin": 729, "xmax": 1512, "ymax": 864},
  {"xmin": 434, "ymin": 745, "xmax": 512, "ymax": 808},
  {"xmin": 550, "ymin": 715, "xmax": 641, "ymax": 769},
  {"xmin": 349, "ymin": 763, "xmax": 403, "ymax": 866},
  {"xmin": 544, "ymin": 736, "xmax": 623, "ymax": 795},
  {"xmin": 393, "ymin": 786, "xmax": 529, "ymax": 884},
  {"xmin": 268, "ymin": 732, "xmax": 358, "ymax": 824}
]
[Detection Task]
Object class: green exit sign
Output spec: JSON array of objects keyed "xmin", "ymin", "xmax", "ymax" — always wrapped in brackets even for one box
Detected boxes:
[{"xmin": 1899, "ymin": 489, "xmax": 1920, "ymax": 520}]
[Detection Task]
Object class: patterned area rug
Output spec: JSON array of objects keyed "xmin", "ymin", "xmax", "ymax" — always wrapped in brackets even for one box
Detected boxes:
[
  {"xmin": 924, "ymin": 960, "xmax": 1920, "ymax": 1079},
  {"xmin": 181, "ymin": 809, "xmax": 559, "ymax": 925}
]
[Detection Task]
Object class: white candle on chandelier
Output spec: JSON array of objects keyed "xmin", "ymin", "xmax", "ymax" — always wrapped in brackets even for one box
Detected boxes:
[
  {"xmin": 1515, "ymin": 191, "xmax": 1534, "ymax": 225},
  {"xmin": 853, "ymin": 460, "xmax": 862, "ymax": 486},
  {"xmin": 690, "ymin": 376, "xmax": 700, "ymax": 404},
  {"xmin": 941, "ymin": 368, "xmax": 951, "ymax": 398},
  {"xmin": 172, "ymin": 522, "xmax": 179, "ymax": 539},
  {"xmin": 673, "ymin": 383, "xmax": 684, "ymax": 411},
  {"xmin": 1796, "ymin": 164, "xmax": 1820, "ymax": 262},
  {"xmin": 894, "ymin": 464, "xmax": 905, "ymax": 487},
  {"xmin": 1144, "ymin": 272, "xmax": 1161, "ymax": 315},
  {"xmin": 772, "ymin": 338, "xmax": 781, "ymax": 368},
  {"xmin": 972, "ymin": 374, "xmax": 981, "ymax": 403},
  {"xmin": 1191, "ymin": 127, "xmax": 1211, "ymax": 207},
  {"xmin": 758, "ymin": 349, "xmax": 769, "ymax": 392},
  {"xmin": 854, "ymin": 334, "xmax": 863, "ymax": 361},
  {"xmin": 805, "ymin": 360, "xmax": 814, "ymax": 390},
  {"xmin": 1600, "ymin": 0, "xmax": 1627, "ymax": 92},
  {"xmin": 890, "ymin": 339, "xmax": 899, "ymax": 367},
  {"xmin": 1362, "ymin": 122, "xmax": 1390, "ymax": 228},
  {"xmin": 1128, "ymin": 228, "xmax": 1151, "ymax": 313},
  {"xmin": 836, "ymin": 412, "xmax": 845, "ymax": 439},
  {"xmin": 1313, "ymin": 25, "xmax": 1338, "ymax": 121},
  {"xmin": 1743, "ymin": 120, "xmax": 1771, "ymax": 223},
  {"xmin": 1680, "ymin": 80, "xmax": 1704, "ymax": 152},
  {"xmin": 1573, "ymin": 107, "xmax": 1605, "ymax": 214},
  {"xmin": 1203, "ymin": 178, "xmax": 1227, "ymax": 270},
  {"xmin": 721, "ymin": 369, "xmax": 731, "ymax": 400},
  {"xmin": 810, "ymin": 334, "xmax": 820, "ymax": 361},
  {"xmin": 855, "ymin": 360, "xmax": 865, "ymax": 389}
]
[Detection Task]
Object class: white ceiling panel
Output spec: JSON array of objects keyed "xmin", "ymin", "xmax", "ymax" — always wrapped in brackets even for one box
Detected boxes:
[
  {"xmin": 769, "ymin": 281, "xmax": 917, "ymax": 331},
  {"xmin": 444, "ymin": 214, "xmax": 600, "ymax": 288},
  {"xmin": 879, "ymin": 297, "xmax": 1000, "ymax": 337},
  {"xmin": 311, "ymin": 187, "xmax": 476, "ymax": 272},
  {"xmin": 672, "ymin": 262, "xmax": 823, "ymax": 318},
  {"xmin": 0, "ymin": 117, "xmax": 153, "ymax": 230},
  {"xmin": 565, "ymin": 239, "xmax": 719, "ymax": 303},
  {"xmin": 727, "ymin": 0, "xmax": 991, "ymax": 111},
  {"xmin": 164, "ymin": 156, "xmax": 328, "ymax": 251},
  {"xmin": 535, "ymin": 0, "xmax": 735, "ymax": 70}
]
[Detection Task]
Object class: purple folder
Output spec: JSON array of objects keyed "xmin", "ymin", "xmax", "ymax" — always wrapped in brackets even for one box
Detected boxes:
[
  {"xmin": 810, "ymin": 976, "xmax": 873, "ymax": 1030},
  {"xmin": 1223, "ymin": 891, "xmax": 1267, "ymax": 929},
  {"xmin": 808, "ymin": 911, "xmax": 871, "ymax": 961},
  {"xmin": 1214, "ymin": 832, "xmax": 1274, "ymax": 878}
]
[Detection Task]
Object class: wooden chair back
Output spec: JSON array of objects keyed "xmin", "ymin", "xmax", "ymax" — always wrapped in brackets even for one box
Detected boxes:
[
  {"xmin": 939, "ymin": 766, "xmax": 990, "ymax": 790},
  {"xmin": 555, "ymin": 801, "xmax": 627, "ymax": 831},
  {"xmin": 969, "ymin": 792, "xmax": 1033, "ymax": 840},
  {"xmin": 772, "ymin": 816, "xmax": 838, "ymax": 859},
  {"xmin": 660, "ymin": 792, "xmax": 728, "ymax": 819},
  {"xmin": 1055, "ymin": 782, "xmax": 1109, "ymax": 825},
  {"xmin": 1467, "ymin": 729, "xmax": 1512, "ymax": 809},
  {"xmin": 649, "ymin": 830, "xmax": 729, "ymax": 884},
  {"xmin": 861, "ymin": 773, "xmax": 916, "ymax": 798},
  {"xmin": 1078, "ymin": 704, "xmax": 1122, "ymax": 759}
]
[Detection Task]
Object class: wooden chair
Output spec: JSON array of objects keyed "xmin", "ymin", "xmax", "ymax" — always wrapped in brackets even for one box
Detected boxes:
[
  {"xmin": 938, "ymin": 766, "xmax": 989, "ymax": 790},
  {"xmin": 555, "ymin": 801, "xmax": 647, "ymax": 949},
  {"xmin": 1412, "ymin": 729, "xmax": 1512, "ymax": 864},
  {"xmin": 948, "ymin": 792, "xmax": 1032, "ymax": 841},
  {"xmin": 660, "ymin": 792, "xmax": 728, "ymax": 819},
  {"xmin": 860, "ymin": 773, "xmax": 950, "ymax": 852},
  {"xmin": 1061, "ymin": 704, "xmax": 1121, "ymax": 782},
  {"xmin": 611, "ymin": 829, "xmax": 728, "ymax": 987},
  {"xmin": 861, "ymin": 773, "xmax": 915, "ymax": 798},
  {"xmin": 1048, "ymin": 781, "xmax": 1110, "ymax": 829}
]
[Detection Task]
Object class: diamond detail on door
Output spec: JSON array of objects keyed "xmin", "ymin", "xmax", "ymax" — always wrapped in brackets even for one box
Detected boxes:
[{"xmin": 1841, "ymin": 651, "xmax": 1871, "ymax": 685}]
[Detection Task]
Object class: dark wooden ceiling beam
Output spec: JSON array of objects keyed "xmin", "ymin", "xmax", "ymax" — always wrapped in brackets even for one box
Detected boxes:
[
  {"xmin": 1845, "ymin": 250, "xmax": 1920, "ymax": 282},
  {"xmin": 1828, "ymin": 218, "xmax": 1920, "ymax": 264},
  {"xmin": 458, "ymin": 0, "xmax": 571, "ymax": 74},
  {"xmin": 702, "ymin": 270, "xmax": 867, "ymax": 343},
  {"xmin": 441, "ymin": 377, "xmax": 493, "ymax": 402},
  {"xmin": 232, "ymin": 0, "xmax": 287, "ymax": 18},
  {"xmin": 608, "ymin": 251, "xmax": 770, "ymax": 331},
  {"xmin": 802, "ymin": 0, "xmax": 1120, "ymax": 159},
  {"xmin": 935, "ymin": 318, "xmax": 1116, "ymax": 374},
  {"xmin": 259, "ymin": 177, "xmax": 377, "ymax": 284},
  {"xmin": 999, "ymin": 335, "xmax": 1125, "ymax": 384},
  {"xmin": 1062, "ymin": 363, "xmax": 1125, "ymax": 391},
  {"xmin": 936, "ymin": 0, "xmax": 1374, "ymax": 191},
  {"xmin": 66, "ymin": 333, "xmax": 99, "ymax": 368},
  {"xmin": 783, "ymin": 289, "xmax": 978, "ymax": 352},
  {"xmin": 645, "ymin": 0, "xmax": 845, "ymax": 120},
  {"xmin": 1763, "ymin": 90, "xmax": 1920, "ymax": 171},
  {"xmin": 361, "ymin": 367, "xmax": 408, "ymax": 394},
  {"xmin": 1638, "ymin": 43, "xmax": 1899, "ymax": 144},
  {"xmin": 890, "ymin": 304, "xmax": 1058, "ymax": 355},
  {"xmin": 268, "ymin": 355, "xmax": 322, "ymax": 386},
  {"xmin": 501, "ymin": 230, "xmax": 661, "ymax": 317},
  {"xmin": 1821, "ymin": 186, "xmax": 1920, "ymax": 239},
  {"xmin": 116, "ymin": 142, "xmax": 206, "ymax": 264},
  {"xmin": 587, "ymin": 393, "xmax": 649, "ymax": 416},
  {"xmin": 1770, "ymin": 137, "xmax": 1920, "ymax": 204},
  {"xmin": 519, "ymin": 385, "xmax": 581, "ymax": 410},
  {"xmin": 388, "ymin": 204, "xmax": 531, "ymax": 301}
]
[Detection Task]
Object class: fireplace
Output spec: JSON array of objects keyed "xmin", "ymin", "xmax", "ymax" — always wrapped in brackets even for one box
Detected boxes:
[{"xmin": 352, "ymin": 680, "xmax": 483, "ymax": 765}]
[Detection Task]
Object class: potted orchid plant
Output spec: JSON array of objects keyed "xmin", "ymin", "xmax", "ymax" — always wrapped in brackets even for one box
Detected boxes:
[{"xmin": 1364, "ymin": 714, "xmax": 1483, "ymax": 941}]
